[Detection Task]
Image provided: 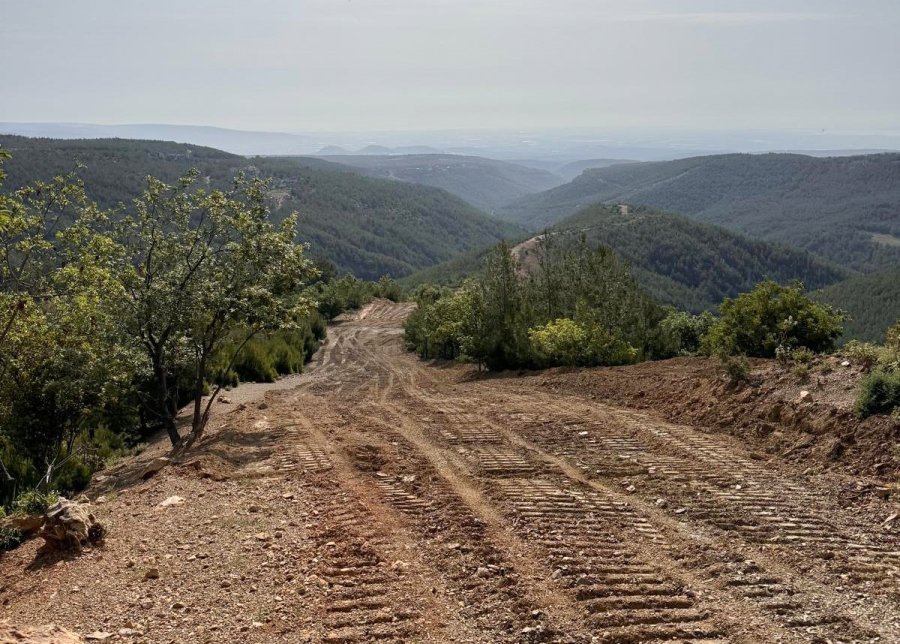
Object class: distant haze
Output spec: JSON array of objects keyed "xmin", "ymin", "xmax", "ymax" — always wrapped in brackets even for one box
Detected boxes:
[{"xmin": 1, "ymin": 0, "xmax": 898, "ymax": 141}]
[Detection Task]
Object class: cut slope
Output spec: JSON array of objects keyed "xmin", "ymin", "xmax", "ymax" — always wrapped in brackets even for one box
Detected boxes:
[
  {"xmin": 0, "ymin": 136, "xmax": 523, "ymax": 280},
  {"xmin": 318, "ymin": 153, "xmax": 563, "ymax": 212},
  {"xmin": 501, "ymin": 152, "xmax": 900, "ymax": 271}
]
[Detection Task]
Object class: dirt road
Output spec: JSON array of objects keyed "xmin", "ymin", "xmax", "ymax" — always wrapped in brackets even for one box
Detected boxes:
[{"xmin": 3, "ymin": 300, "xmax": 898, "ymax": 643}]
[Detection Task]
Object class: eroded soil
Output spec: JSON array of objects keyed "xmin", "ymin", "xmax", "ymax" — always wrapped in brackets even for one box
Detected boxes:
[{"xmin": 2, "ymin": 300, "xmax": 899, "ymax": 643}]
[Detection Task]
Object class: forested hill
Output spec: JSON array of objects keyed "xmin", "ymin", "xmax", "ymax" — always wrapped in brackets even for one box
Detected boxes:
[
  {"xmin": 0, "ymin": 136, "xmax": 523, "ymax": 279},
  {"xmin": 499, "ymin": 152, "xmax": 900, "ymax": 272},
  {"xmin": 405, "ymin": 203, "xmax": 845, "ymax": 314},
  {"xmin": 316, "ymin": 153, "xmax": 563, "ymax": 212},
  {"xmin": 814, "ymin": 267, "xmax": 900, "ymax": 343}
]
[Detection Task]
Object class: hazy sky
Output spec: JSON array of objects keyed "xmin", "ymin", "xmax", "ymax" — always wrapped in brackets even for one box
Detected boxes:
[{"xmin": 2, "ymin": 0, "xmax": 898, "ymax": 133}]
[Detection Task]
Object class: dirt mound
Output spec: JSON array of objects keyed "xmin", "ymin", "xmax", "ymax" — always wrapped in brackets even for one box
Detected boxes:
[{"xmin": 521, "ymin": 356, "xmax": 899, "ymax": 482}]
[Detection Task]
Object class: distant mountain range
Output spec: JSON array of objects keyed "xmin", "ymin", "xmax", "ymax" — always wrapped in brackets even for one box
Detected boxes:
[
  {"xmin": 315, "ymin": 154, "xmax": 565, "ymax": 212},
  {"xmin": 499, "ymin": 152, "xmax": 900, "ymax": 272},
  {"xmin": 5, "ymin": 122, "xmax": 898, "ymax": 163},
  {"xmin": 0, "ymin": 135, "xmax": 522, "ymax": 279}
]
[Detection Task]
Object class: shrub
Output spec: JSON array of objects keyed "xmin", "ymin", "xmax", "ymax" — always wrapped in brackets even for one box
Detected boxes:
[
  {"xmin": 792, "ymin": 363, "xmax": 810, "ymax": 381},
  {"xmin": 528, "ymin": 318, "xmax": 587, "ymax": 366},
  {"xmin": 659, "ymin": 310, "xmax": 716, "ymax": 356},
  {"xmin": 12, "ymin": 490, "xmax": 59, "ymax": 516},
  {"xmin": 842, "ymin": 340, "xmax": 882, "ymax": 370},
  {"xmin": 0, "ymin": 526, "xmax": 24, "ymax": 552},
  {"xmin": 702, "ymin": 281, "xmax": 843, "ymax": 358},
  {"xmin": 792, "ymin": 347, "xmax": 814, "ymax": 365},
  {"xmin": 722, "ymin": 355, "xmax": 751, "ymax": 384},
  {"xmin": 854, "ymin": 370, "xmax": 900, "ymax": 418}
]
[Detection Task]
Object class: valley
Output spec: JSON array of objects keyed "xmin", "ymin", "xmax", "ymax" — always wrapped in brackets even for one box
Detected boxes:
[{"xmin": 4, "ymin": 301, "xmax": 897, "ymax": 643}]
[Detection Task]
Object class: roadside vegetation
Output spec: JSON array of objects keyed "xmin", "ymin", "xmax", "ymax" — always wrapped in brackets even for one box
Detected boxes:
[{"xmin": 0, "ymin": 151, "xmax": 397, "ymax": 511}]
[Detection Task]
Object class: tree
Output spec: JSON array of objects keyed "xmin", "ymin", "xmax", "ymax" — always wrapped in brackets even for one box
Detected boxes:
[
  {"xmin": 0, "ymin": 154, "xmax": 129, "ymax": 496},
  {"xmin": 111, "ymin": 171, "xmax": 316, "ymax": 447},
  {"xmin": 702, "ymin": 281, "xmax": 844, "ymax": 358},
  {"xmin": 528, "ymin": 318, "xmax": 586, "ymax": 366}
]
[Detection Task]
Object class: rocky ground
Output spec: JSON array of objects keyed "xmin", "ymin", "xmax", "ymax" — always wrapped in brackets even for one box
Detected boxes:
[{"xmin": 1, "ymin": 300, "xmax": 898, "ymax": 643}]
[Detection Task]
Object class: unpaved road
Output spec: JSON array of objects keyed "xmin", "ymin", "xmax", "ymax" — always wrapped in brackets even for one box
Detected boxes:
[{"xmin": 3, "ymin": 300, "xmax": 899, "ymax": 643}]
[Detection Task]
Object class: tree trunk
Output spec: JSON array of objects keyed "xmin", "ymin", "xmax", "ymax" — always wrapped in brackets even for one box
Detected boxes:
[{"xmin": 152, "ymin": 356, "xmax": 180, "ymax": 447}]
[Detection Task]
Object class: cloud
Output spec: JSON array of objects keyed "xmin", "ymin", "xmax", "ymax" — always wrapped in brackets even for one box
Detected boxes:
[{"xmin": 612, "ymin": 12, "xmax": 836, "ymax": 26}]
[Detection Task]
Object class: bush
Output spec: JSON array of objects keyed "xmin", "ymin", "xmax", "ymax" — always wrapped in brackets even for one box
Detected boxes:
[
  {"xmin": 702, "ymin": 281, "xmax": 843, "ymax": 358},
  {"xmin": 842, "ymin": 340, "xmax": 882, "ymax": 370},
  {"xmin": 0, "ymin": 526, "xmax": 24, "ymax": 552},
  {"xmin": 659, "ymin": 310, "xmax": 716, "ymax": 356},
  {"xmin": 12, "ymin": 490, "xmax": 59, "ymax": 516},
  {"xmin": 722, "ymin": 355, "xmax": 751, "ymax": 384},
  {"xmin": 792, "ymin": 347, "xmax": 814, "ymax": 365},
  {"xmin": 792, "ymin": 363, "xmax": 810, "ymax": 381},
  {"xmin": 855, "ymin": 370, "xmax": 900, "ymax": 418},
  {"xmin": 529, "ymin": 319, "xmax": 587, "ymax": 366}
]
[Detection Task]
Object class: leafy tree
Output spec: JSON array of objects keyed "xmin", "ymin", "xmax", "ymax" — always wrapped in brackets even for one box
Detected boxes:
[
  {"xmin": 405, "ymin": 237, "xmax": 657, "ymax": 370},
  {"xmin": 528, "ymin": 319, "xmax": 586, "ymax": 366},
  {"xmin": 110, "ymin": 171, "xmax": 316, "ymax": 446},
  {"xmin": 0, "ymin": 154, "xmax": 130, "ymax": 496},
  {"xmin": 702, "ymin": 281, "xmax": 844, "ymax": 358},
  {"xmin": 659, "ymin": 309, "xmax": 717, "ymax": 356}
]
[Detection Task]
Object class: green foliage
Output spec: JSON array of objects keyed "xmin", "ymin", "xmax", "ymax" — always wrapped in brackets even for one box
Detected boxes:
[
  {"xmin": 842, "ymin": 340, "xmax": 883, "ymax": 370},
  {"xmin": 702, "ymin": 281, "xmax": 843, "ymax": 358},
  {"xmin": 0, "ymin": 526, "xmax": 23, "ymax": 552},
  {"xmin": 0, "ymin": 135, "xmax": 522, "ymax": 280},
  {"xmin": 528, "ymin": 319, "xmax": 640, "ymax": 367},
  {"xmin": 659, "ymin": 310, "xmax": 716, "ymax": 356},
  {"xmin": 528, "ymin": 319, "xmax": 586, "ymax": 366},
  {"xmin": 12, "ymin": 489, "xmax": 59, "ymax": 516},
  {"xmin": 855, "ymin": 370, "xmax": 900, "ymax": 418},
  {"xmin": 500, "ymin": 152, "xmax": 900, "ymax": 272},
  {"xmin": 814, "ymin": 268, "xmax": 900, "ymax": 343},
  {"xmin": 406, "ymin": 237, "xmax": 658, "ymax": 370},
  {"xmin": 404, "ymin": 203, "xmax": 844, "ymax": 315},
  {"xmin": 108, "ymin": 170, "xmax": 316, "ymax": 445},
  {"xmin": 722, "ymin": 355, "xmax": 751, "ymax": 385},
  {"xmin": 792, "ymin": 347, "xmax": 814, "ymax": 365}
]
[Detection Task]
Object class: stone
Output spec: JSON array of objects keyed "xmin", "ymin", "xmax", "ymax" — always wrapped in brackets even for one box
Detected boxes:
[
  {"xmin": 84, "ymin": 633, "xmax": 113, "ymax": 641},
  {"xmin": 0, "ymin": 622, "xmax": 86, "ymax": 643},
  {"xmin": 841, "ymin": 360, "xmax": 851, "ymax": 367},
  {"xmin": 143, "ymin": 568, "xmax": 160, "ymax": 581},
  {"xmin": 141, "ymin": 457, "xmax": 171, "ymax": 480},
  {"xmin": 4, "ymin": 513, "xmax": 45, "ymax": 536},
  {"xmin": 476, "ymin": 567, "xmax": 491, "ymax": 578},
  {"xmin": 39, "ymin": 498, "xmax": 104, "ymax": 552},
  {"xmin": 159, "ymin": 496, "xmax": 184, "ymax": 508}
]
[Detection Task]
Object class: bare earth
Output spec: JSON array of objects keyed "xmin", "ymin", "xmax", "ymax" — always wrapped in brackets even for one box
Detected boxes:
[{"xmin": 2, "ymin": 300, "xmax": 899, "ymax": 643}]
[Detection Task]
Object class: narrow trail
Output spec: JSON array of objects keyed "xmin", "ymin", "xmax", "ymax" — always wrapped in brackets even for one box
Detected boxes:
[
  {"xmin": 273, "ymin": 300, "xmax": 900, "ymax": 643},
  {"xmin": 2, "ymin": 300, "xmax": 897, "ymax": 643}
]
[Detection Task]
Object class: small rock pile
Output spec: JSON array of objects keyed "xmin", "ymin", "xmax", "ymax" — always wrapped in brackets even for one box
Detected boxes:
[{"xmin": 39, "ymin": 498, "xmax": 105, "ymax": 552}]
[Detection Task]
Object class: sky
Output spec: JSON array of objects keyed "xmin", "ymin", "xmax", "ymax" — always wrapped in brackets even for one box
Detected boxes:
[{"xmin": 1, "ymin": 0, "xmax": 898, "ymax": 135}]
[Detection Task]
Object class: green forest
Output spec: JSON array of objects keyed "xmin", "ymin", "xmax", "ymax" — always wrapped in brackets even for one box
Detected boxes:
[
  {"xmin": 405, "ymin": 237, "xmax": 846, "ymax": 373},
  {"xmin": 500, "ymin": 152, "xmax": 900, "ymax": 272},
  {"xmin": 0, "ymin": 136, "xmax": 523, "ymax": 280},
  {"xmin": 404, "ymin": 203, "xmax": 845, "ymax": 314}
]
